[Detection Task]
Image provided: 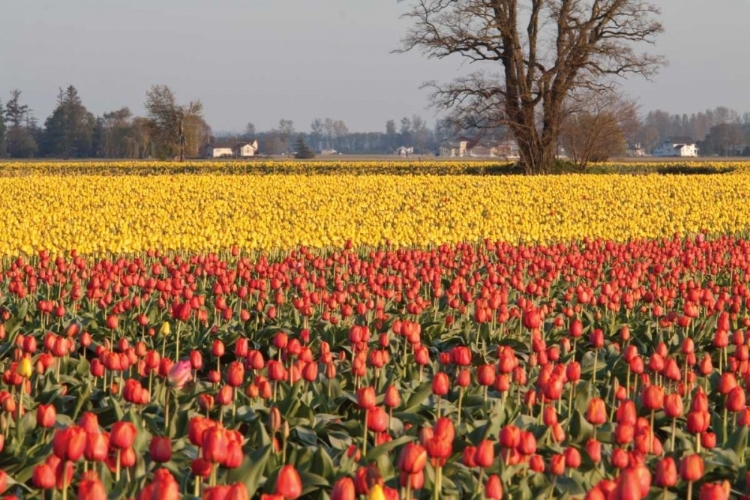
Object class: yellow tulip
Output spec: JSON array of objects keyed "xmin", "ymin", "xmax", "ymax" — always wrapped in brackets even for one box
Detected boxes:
[
  {"xmin": 0, "ymin": 161, "xmax": 748, "ymax": 256},
  {"xmin": 160, "ymin": 322, "xmax": 171, "ymax": 336},
  {"xmin": 368, "ymin": 484, "xmax": 386, "ymax": 500},
  {"xmin": 17, "ymin": 356, "xmax": 33, "ymax": 378}
]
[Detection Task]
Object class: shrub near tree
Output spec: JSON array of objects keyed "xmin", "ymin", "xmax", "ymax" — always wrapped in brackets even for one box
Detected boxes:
[{"xmin": 294, "ymin": 135, "xmax": 316, "ymax": 159}]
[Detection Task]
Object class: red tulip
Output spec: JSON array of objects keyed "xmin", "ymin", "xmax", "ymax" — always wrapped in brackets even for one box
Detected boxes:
[
  {"xmin": 52, "ymin": 425, "xmax": 86, "ymax": 461},
  {"xmin": 687, "ymin": 410, "xmax": 710, "ymax": 434},
  {"xmin": 432, "ymin": 372, "xmax": 450, "ymax": 396},
  {"xmin": 664, "ymin": 393, "xmax": 683, "ymax": 418},
  {"xmin": 699, "ymin": 482, "xmax": 730, "ymax": 500},
  {"xmin": 357, "ymin": 387, "xmax": 376, "ymax": 410},
  {"xmin": 485, "ymin": 475, "xmax": 503, "ymax": 499},
  {"xmin": 586, "ymin": 398, "xmax": 607, "ymax": 426},
  {"xmin": 451, "ymin": 346, "xmax": 472, "ymax": 366},
  {"xmin": 563, "ymin": 447, "xmax": 581, "ymax": 468},
  {"xmin": 367, "ymin": 406, "xmax": 388, "ymax": 433},
  {"xmin": 585, "ymin": 438, "xmax": 601, "ymax": 463},
  {"xmin": 32, "ymin": 464, "xmax": 56, "ymax": 489},
  {"xmin": 500, "ymin": 425, "xmax": 521, "ymax": 448},
  {"xmin": 384, "ymin": 385, "xmax": 401, "ymax": 408},
  {"xmin": 110, "ymin": 422, "xmax": 137, "ymax": 449},
  {"xmin": 548, "ymin": 454, "xmax": 565, "ymax": 475},
  {"xmin": 654, "ymin": 457, "xmax": 677, "ymax": 487},
  {"xmin": 331, "ymin": 477, "xmax": 356, "ymax": 500},
  {"xmin": 679, "ymin": 454, "xmax": 704, "ymax": 482},
  {"xmin": 397, "ymin": 442, "xmax": 427, "ymax": 473},
  {"xmin": 474, "ymin": 440, "xmax": 494, "ymax": 468},
  {"xmin": 150, "ymin": 436, "xmax": 172, "ymax": 463},
  {"xmin": 105, "ymin": 314, "xmax": 119, "ymax": 330},
  {"xmin": 78, "ymin": 472, "xmax": 107, "ymax": 500},
  {"xmin": 477, "ymin": 365, "xmax": 496, "ymax": 386},
  {"xmin": 226, "ymin": 361, "xmax": 245, "ymax": 387},
  {"xmin": 641, "ymin": 385, "xmax": 664, "ymax": 411},
  {"xmin": 85, "ymin": 432, "xmax": 109, "ymax": 462},
  {"xmin": 37, "ymin": 404, "xmax": 57, "ymax": 428},
  {"xmin": 203, "ymin": 427, "xmax": 229, "ymax": 463},
  {"xmin": 275, "ymin": 465, "xmax": 302, "ymax": 499},
  {"xmin": 726, "ymin": 386, "xmax": 746, "ymax": 412},
  {"xmin": 222, "ymin": 440, "xmax": 243, "ymax": 469}
]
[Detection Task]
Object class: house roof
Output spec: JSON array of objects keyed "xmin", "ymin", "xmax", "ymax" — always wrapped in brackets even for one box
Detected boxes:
[{"xmin": 208, "ymin": 140, "xmax": 257, "ymax": 149}]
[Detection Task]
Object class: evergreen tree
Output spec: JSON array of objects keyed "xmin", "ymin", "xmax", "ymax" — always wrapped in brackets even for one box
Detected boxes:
[
  {"xmin": 294, "ymin": 135, "xmax": 315, "ymax": 159},
  {"xmin": 4, "ymin": 90, "xmax": 38, "ymax": 158},
  {"xmin": 42, "ymin": 86, "xmax": 96, "ymax": 157}
]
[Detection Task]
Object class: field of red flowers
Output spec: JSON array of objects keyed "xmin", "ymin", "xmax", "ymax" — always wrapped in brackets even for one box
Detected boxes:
[{"xmin": 1, "ymin": 235, "xmax": 750, "ymax": 499}]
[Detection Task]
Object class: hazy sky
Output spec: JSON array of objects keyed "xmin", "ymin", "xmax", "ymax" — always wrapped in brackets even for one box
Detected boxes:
[{"xmin": 2, "ymin": 0, "xmax": 749, "ymax": 133}]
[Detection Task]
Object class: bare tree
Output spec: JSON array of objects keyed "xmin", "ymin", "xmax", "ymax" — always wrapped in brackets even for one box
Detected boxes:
[
  {"xmin": 399, "ymin": 0, "xmax": 664, "ymax": 173},
  {"xmin": 278, "ymin": 119, "xmax": 295, "ymax": 151},
  {"xmin": 145, "ymin": 85, "xmax": 203, "ymax": 161},
  {"xmin": 560, "ymin": 90, "xmax": 639, "ymax": 168}
]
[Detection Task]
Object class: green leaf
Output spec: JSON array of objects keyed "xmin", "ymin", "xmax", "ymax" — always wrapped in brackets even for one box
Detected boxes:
[
  {"xmin": 365, "ymin": 435, "xmax": 415, "ymax": 461},
  {"xmin": 402, "ymin": 382, "xmax": 432, "ymax": 413},
  {"xmin": 227, "ymin": 444, "xmax": 272, "ymax": 497}
]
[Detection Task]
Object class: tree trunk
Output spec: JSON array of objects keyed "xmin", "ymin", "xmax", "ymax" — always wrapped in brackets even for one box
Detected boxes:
[
  {"xmin": 179, "ymin": 118, "xmax": 185, "ymax": 162},
  {"xmin": 516, "ymin": 139, "xmax": 558, "ymax": 174}
]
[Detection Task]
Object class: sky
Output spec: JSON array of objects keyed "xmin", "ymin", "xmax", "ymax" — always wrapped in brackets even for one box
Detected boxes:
[{"xmin": 2, "ymin": 0, "xmax": 749, "ymax": 133}]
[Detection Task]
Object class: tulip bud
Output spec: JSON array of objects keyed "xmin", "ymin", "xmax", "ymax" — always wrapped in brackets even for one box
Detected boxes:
[
  {"xmin": 357, "ymin": 386, "xmax": 376, "ymax": 410},
  {"xmin": 37, "ymin": 404, "xmax": 57, "ymax": 428},
  {"xmin": 431, "ymin": 372, "xmax": 450, "ymax": 396},
  {"xmin": 474, "ymin": 440, "xmax": 494, "ymax": 468},
  {"xmin": 586, "ymin": 398, "xmax": 607, "ymax": 426},
  {"xmin": 149, "ymin": 436, "xmax": 172, "ymax": 463},
  {"xmin": 275, "ymin": 465, "xmax": 302, "ymax": 499},
  {"xmin": 331, "ymin": 477, "xmax": 356, "ymax": 500},
  {"xmin": 679, "ymin": 454, "xmax": 704, "ymax": 482}
]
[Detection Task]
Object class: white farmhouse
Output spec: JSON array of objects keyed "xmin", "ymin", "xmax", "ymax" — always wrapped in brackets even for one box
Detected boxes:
[
  {"xmin": 652, "ymin": 137, "xmax": 698, "ymax": 157},
  {"xmin": 206, "ymin": 144, "xmax": 235, "ymax": 158},
  {"xmin": 238, "ymin": 140, "xmax": 259, "ymax": 157},
  {"xmin": 206, "ymin": 140, "xmax": 259, "ymax": 158}
]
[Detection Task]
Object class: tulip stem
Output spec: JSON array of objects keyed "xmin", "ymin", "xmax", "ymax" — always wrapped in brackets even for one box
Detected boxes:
[
  {"xmin": 62, "ymin": 469, "xmax": 68, "ymax": 500},
  {"xmin": 649, "ymin": 410, "xmax": 655, "ymax": 455},
  {"xmin": 164, "ymin": 389, "xmax": 170, "ymax": 433},
  {"xmin": 116, "ymin": 449, "xmax": 121, "ymax": 482},
  {"xmin": 457, "ymin": 388, "xmax": 464, "ymax": 428},
  {"xmin": 433, "ymin": 466, "xmax": 442, "ymax": 500},
  {"xmin": 362, "ymin": 409, "xmax": 369, "ymax": 456},
  {"xmin": 175, "ymin": 321, "xmax": 181, "ymax": 359},
  {"xmin": 687, "ymin": 480, "xmax": 693, "ymax": 500},
  {"xmin": 670, "ymin": 417, "xmax": 677, "ymax": 452},
  {"xmin": 592, "ymin": 350, "xmax": 598, "ymax": 390},
  {"xmin": 548, "ymin": 476, "xmax": 557, "ymax": 500}
]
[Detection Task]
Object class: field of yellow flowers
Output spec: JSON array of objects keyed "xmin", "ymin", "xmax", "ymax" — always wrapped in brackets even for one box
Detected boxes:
[
  {"xmin": 3, "ymin": 160, "xmax": 750, "ymax": 500},
  {"xmin": 0, "ymin": 159, "xmax": 748, "ymax": 176},
  {"xmin": 0, "ymin": 161, "xmax": 749, "ymax": 255}
]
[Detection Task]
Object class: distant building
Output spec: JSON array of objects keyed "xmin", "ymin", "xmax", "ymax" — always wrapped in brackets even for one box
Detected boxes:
[
  {"xmin": 238, "ymin": 140, "xmax": 259, "ymax": 157},
  {"xmin": 626, "ymin": 143, "xmax": 647, "ymax": 157},
  {"xmin": 206, "ymin": 140, "xmax": 259, "ymax": 158},
  {"xmin": 652, "ymin": 137, "xmax": 698, "ymax": 157},
  {"xmin": 396, "ymin": 146, "xmax": 414, "ymax": 157},
  {"xmin": 320, "ymin": 149, "xmax": 338, "ymax": 156},
  {"xmin": 439, "ymin": 137, "xmax": 519, "ymax": 158}
]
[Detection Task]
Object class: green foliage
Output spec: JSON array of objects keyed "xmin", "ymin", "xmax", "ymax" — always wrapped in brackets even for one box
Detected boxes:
[{"xmin": 294, "ymin": 135, "xmax": 316, "ymax": 159}]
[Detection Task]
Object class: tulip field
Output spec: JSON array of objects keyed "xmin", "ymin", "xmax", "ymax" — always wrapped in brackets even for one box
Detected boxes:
[{"xmin": 3, "ymin": 163, "xmax": 750, "ymax": 499}]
